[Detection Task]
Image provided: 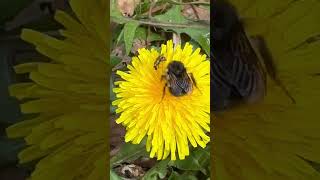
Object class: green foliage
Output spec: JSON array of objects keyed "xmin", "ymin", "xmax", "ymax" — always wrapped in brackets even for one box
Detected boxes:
[
  {"xmin": 110, "ymin": 0, "xmax": 210, "ymax": 56},
  {"xmin": 178, "ymin": 28, "xmax": 210, "ymax": 55},
  {"xmin": 110, "ymin": 170, "xmax": 123, "ymax": 180},
  {"xmin": 170, "ymin": 146, "xmax": 210, "ymax": 175},
  {"xmin": 139, "ymin": 146, "xmax": 210, "ymax": 179},
  {"xmin": 154, "ymin": 5, "xmax": 189, "ymax": 24},
  {"xmin": 110, "ymin": 142, "xmax": 149, "ymax": 167},
  {"xmin": 135, "ymin": 27, "xmax": 165, "ymax": 42},
  {"xmin": 111, "ymin": 56, "xmax": 122, "ymax": 67},
  {"xmin": 154, "ymin": 5, "xmax": 210, "ymax": 55},
  {"xmin": 124, "ymin": 21, "xmax": 140, "ymax": 55},
  {"xmin": 143, "ymin": 159, "xmax": 170, "ymax": 180},
  {"xmin": 168, "ymin": 171, "xmax": 198, "ymax": 180}
]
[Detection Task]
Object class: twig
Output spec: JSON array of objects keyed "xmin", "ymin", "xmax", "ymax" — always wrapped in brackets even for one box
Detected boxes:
[
  {"xmin": 112, "ymin": 17, "xmax": 208, "ymax": 29},
  {"xmin": 190, "ymin": 5, "xmax": 200, "ymax": 20},
  {"xmin": 136, "ymin": 19, "xmax": 207, "ymax": 28}
]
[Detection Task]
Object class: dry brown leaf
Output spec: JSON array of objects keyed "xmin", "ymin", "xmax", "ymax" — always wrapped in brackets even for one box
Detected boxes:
[
  {"xmin": 112, "ymin": 44, "xmax": 125, "ymax": 57},
  {"xmin": 111, "ymin": 44, "xmax": 132, "ymax": 72},
  {"xmin": 182, "ymin": 5, "xmax": 210, "ymax": 21},
  {"xmin": 115, "ymin": 164, "xmax": 145, "ymax": 179},
  {"xmin": 131, "ymin": 39, "xmax": 150, "ymax": 55},
  {"xmin": 117, "ymin": 0, "xmax": 141, "ymax": 17}
]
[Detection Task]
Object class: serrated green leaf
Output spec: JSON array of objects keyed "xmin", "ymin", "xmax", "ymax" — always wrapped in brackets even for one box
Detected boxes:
[
  {"xmin": 134, "ymin": 27, "xmax": 147, "ymax": 40},
  {"xmin": 170, "ymin": 146, "xmax": 210, "ymax": 175},
  {"xmin": 178, "ymin": 28, "xmax": 210, "ymax": 55},
  {"xmin": 135, "ymin": 27, "xmax": 165, "ymax": 42},
  {"xmin": 110, "ymin": 142, "xmax": 148, "ymax": 167},
  {"xmin": 116, "ymin": 28, "xmax": 124, "ymax": 44},
  {"xmin": 124, "ymin": 21, "xmax": 140, "ymax": 55},
  {"xmin": 110, "ymin": 170, "xmax": 123, "ymax": 180},
  {"xmin": 143, "ymin": 159, "xmax": 170, "ymax": 180},
  {"xmin": 112, "ymin": 24, "xmax": 124, "ymax": 43},
  {"xmin": 149, "ymin": 33, "xmax": 165, "ymax": 42},
  {"xmin": 154, "ymin": 5, "xmax": 188, "ymax": 24}
]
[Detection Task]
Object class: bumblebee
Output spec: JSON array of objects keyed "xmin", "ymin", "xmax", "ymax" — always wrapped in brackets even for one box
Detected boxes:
[
  {"xmin": 154, "ymin": 59, "xmax": 197, "ymax": 100},
  {"xmin": 211, "ymin": 0, "xmax": 295, "ymax": 111}
]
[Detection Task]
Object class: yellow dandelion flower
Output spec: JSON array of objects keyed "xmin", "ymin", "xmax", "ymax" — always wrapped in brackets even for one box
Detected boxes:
[
  {"xmin": 214, "ymin": 1, "xmax": 320, "ymax": 179},
  {"xmin": 6, "ymin": 0, "xmax": 108, "ymax": 179},
  {"xmin": 112, "ymin": 40, "xmax": 210, "ymax": 160}
]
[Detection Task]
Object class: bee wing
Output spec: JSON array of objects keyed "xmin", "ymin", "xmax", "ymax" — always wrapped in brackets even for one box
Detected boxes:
[
  {"xmin": 177, "ymin": 75, "xmax": 192, "ymax": 93},
  {"xmin": 169, "ymin": 74, "xmax": 192, "ymax": 94},
  {"xmin": 211, "ymin": 12, "xmax": 266, "ymax": 110}
]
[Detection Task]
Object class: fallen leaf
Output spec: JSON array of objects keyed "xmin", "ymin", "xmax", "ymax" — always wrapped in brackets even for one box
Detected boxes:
[
  {"xmin": 182, "ymin": 5, "xmax": 210, "ymax": 21},
  {"xmin": 117, "ymin": 0, "xmax": 141, "ymax": 17},
  {"xmin": 119, "ymin": 164, "xmax": 145, "ymax": 178},
  {"xmin": 131, "ymin": 39, "xmax": 150, "ymax": 55}
]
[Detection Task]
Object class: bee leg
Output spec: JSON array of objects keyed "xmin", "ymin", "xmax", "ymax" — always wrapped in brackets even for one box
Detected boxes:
[
  {"xmin": 189, "ymin": 73, "xmax": 202, "ymax": 94},
  {"xmin": 189, "ymin": 73, "xmax": 197, "ymax": 87},
  {"xmin": 254, "ymin": 36, "xmax": 296, "ymax": 104},
  {"xmin": 161, "ymin": 83, "xmax": 167, "ymax": 100},
  {"xmin": 161, "ymin": 75, "xmax": 166, "ymax": 81}
]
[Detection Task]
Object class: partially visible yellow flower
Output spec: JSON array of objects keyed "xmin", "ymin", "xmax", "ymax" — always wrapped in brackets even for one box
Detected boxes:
[
  {"xmin": 213, "ymin": 1, "xmax": 320, "ymax": 180},
  {"xmin": 113, "ymin": 40, "xmax": 210, "ymax": 160},
  {"xmin": 6, "ymin": 0, "xmax": 108, "ymax": 179}
]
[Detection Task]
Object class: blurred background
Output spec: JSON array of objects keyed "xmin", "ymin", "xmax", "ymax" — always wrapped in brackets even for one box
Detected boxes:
[{"xmin": 0, "ymin": 1, "xmax": 69, "ymax": 179}]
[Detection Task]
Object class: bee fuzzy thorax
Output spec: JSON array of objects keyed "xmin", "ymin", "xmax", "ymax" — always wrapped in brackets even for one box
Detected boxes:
[{"xmin": 157, "ymin": 60, "xmax": 197, "ymax": 99}]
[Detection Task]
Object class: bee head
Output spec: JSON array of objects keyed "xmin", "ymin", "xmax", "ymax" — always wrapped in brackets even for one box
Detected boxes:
[{"xmin": 167, "ymin": 61, "xmax": 186, "ymax": 76}]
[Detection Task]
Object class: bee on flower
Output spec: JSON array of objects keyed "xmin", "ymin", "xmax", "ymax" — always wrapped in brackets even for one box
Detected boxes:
[{"xmin": 112, "ymin": 40, "xmax": 210, "ymax": 160}]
